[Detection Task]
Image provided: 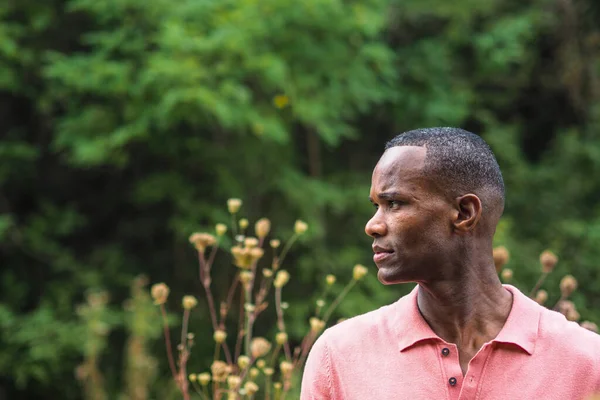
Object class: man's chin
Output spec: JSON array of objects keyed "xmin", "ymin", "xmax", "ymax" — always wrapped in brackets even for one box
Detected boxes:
[{"xmin": 377, "ymin": 267, "xmax": 411, "ymax": 285}]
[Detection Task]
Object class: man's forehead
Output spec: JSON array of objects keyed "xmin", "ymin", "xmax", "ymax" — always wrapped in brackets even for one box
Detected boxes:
[
  {"xmin": 373, "ymin": 146, "xmax": 427, "ymax": 179},
  {"xmin": 369, "ymin": 146, "xmax": 430, "ymax": 197}
]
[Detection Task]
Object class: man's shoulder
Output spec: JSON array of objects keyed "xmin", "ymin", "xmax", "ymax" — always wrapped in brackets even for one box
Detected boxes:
[
  {"xmin": 538, "ymin": 305, "xmax": 600, "ymax": 356},
  {"xmin": 316, "ymin": 295, "xmax": 406, "ymax": 352}
]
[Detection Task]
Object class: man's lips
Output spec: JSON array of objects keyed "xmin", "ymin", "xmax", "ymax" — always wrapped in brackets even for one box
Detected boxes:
[
  {"xmin": 372, "ymin": 245, "xmax": 394, "ymax": 262},
  {"xmin": 374, "ymin": 252, "xmax": 394, "ymax": 262}
]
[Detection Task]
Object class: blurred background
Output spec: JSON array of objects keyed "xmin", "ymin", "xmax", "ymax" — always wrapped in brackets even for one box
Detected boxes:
[{"xmin": 1, "ymin": 0, "xmax": 600, "ymax": 398}]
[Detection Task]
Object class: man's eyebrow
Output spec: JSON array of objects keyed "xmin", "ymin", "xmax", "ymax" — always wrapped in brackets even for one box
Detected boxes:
[{"xmin": 369, "ymin": 192, "xmax": 405, "ymax": 202}]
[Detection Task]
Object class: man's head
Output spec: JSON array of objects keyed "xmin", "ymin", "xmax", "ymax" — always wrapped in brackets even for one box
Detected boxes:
[{"xmin": 365, "ymin": 127, "xmax": 505, "ymax": 285}]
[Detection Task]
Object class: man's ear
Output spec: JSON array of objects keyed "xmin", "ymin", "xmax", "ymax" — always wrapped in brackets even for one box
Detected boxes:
[{"xmin": 453, "ymin": 194, "xmax": 482, "ymax": 233}]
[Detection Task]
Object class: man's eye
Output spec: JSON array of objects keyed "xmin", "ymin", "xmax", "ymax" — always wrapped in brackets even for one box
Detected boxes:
[
  {"xmin": 372, "ymin": 203, "xmax": 379, "ymax": 210},
  {"xmin": 389, "ymin": 200, "xmax": 402, "ymax": 208}
]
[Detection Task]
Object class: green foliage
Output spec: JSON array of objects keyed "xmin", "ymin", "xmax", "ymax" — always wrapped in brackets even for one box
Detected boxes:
[
  {"xmin": 0, "ymin": 305, "xmax": 83, "ymax": 388},
  {"xmin": 44, "ymin": 0, "xmax": 395, "ymax": 166},
  {"xmin": 1, "ymin": 0, "xmax": 599, "ymax": 397}
]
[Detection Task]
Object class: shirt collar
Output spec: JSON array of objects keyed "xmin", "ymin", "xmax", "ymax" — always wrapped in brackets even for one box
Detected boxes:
[
  {"xmin": 395, "ymin": 284, "xmax": 540, "ymax": 355},
  {"xmin": 395, "ymin": 284, "xmax": 443, "ymax": 352},
  {"xmin": 491, "ymin": 284, "xmax": 540, "ymax": 355}
]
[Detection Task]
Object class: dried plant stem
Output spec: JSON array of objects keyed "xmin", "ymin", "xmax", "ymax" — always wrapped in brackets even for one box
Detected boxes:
[
  {"xmin": 214, "ymin": 342, "xmax": 221, "ymax": 361},
  {"xmin": 199, "ymin": 251, "xmax": 233, "ymax": 364},
  {"xmin": 244, "ymin": 286, "xmax": 252, "ymax": 357},
  {"xmin": 293, "ymin": 335, "xmax": 307, "ymax": 363},
  {"xmin": 315, "ymin": 304, "xmax": 324, "ymax": 317},
  {"xmin": 278, "ymin": 234, "xmax": 298, "ymax": 266},
  {"xmin": 275, "ymin": 287, "xmax": 292, "ymax": 361},
  {"xmin": 231, "ymin": 214, "xmax": 238, "ymax": 238},
  {"xmin": 254, "ymin": 273, "xmax": 276, "ymax": 317},
  {"xmin": 181, "ymin": 309, "xmax": 190, "ymax": 348},
  {"xmin": 248, "ymin": 238, "xmax": 265, "ymax": 290},
  {"xmin": 529, "ymin": 272, "xmax": 549, "ymax": 297},
  {"xmin": 256, "ymin": 277, "xmax": 270, "ymax": 303},
  {"xmin": 247, "ymin": 312, "xmax": 257, "ymax": 351},
  {"xmin": 177, "ymin": 309, "xmax": 192, "ymax": 400},
  {"xmin": 224, "ymin": 274, "xmax": 240, "ymax": 321},
  {"xmin": 297, "ymin": 332, "xmax": 317, "ymax": 370},
  {"xmin": 293, "ymin": 333, "xmax": 310, "ymax": 369},
  {"xmin": 207, "ymin": 241, "xmax": 220, "ymax": 269},
  {"xmin": 553, "ymin": 294, "xmax": 567, "ymax": 310},
  {"xmin": 314, "ymin": 285, "xmax": 332, "ymax": 317},
  {"xmin": 322, "ymin": 280, "xmax": 356, "ymax": 324},
  {"xmin": 198, "ymin": 252, "xmax": 219, "ymax": 329},
  {"xmin": 281, "ymin": 379, "xmax": 292, "ymax": 400},
  {"xmin": 222, "ymin": 339, "xmax": 232, "ymax": 365},
  {"xmin": 237, "ymin": 355, "xmax": 256, "ymax": 383},
  {"xmin": 189, "ymin": 381, "xmax": 201, "ymax": 398},
  {"xmin": 159, "ymin": 305, "xmax": 178, "ymax": 383},
  {"xmin": 235, "ymin": 286, "xmax": 245, "ymax": 361},
  {"xmin": 178, "ymin": 351, "xmax": 191, "ymax": 400},
  {"xmin": 191, "ymin": 382, "xmax": 210, "ymax": 400},
  {"xmin": 265, "ymin": 375, "xmax": 272, "ymax": 400},
  {"xmin": 269, "ymin": 344, "xmax": 281, "ymax": 367},
  {"xmin": 274, "ymin": 288, "xmax": 286, "ymax": 332},
  {"xmin": 213, "ymin": 382, "xmax": 221, "ymax": 400}
]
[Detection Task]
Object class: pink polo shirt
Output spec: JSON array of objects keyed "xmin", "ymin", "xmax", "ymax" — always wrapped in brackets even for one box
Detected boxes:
[{"xmin": 301, "ymin": 285, "xmax": 600, "ymax": 400}]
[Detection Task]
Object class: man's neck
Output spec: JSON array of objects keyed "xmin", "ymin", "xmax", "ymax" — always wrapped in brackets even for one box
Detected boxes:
[{"xmin": 416, "ymin": 271, "xmax": 513, "ymax": 350}]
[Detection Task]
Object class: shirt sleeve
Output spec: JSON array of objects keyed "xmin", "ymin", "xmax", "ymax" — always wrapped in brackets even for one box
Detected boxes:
[
  {"xmin": 596, "ymin": 349, "xmax": 600, "ymax": 394},
  {"xmin": 300, "ymin": 334, "xmax": 334, "ymax": 400}
]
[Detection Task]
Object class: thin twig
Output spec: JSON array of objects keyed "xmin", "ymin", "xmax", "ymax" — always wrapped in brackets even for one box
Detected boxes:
[
  {"xmin": 297, "ymin": 332, "xmax": 317, "ymax": 370},
  {"xmin": 234, "ymin": 287, "xmax": 245, "ymax": 361},
  {"xmin": 265, "ymin": 375, "xmax": 272, "ymax": 400},
  {"xmin": 181, "ymin": 309, "xmax": 190, "ymax": 349},
  {"xmin": 278, "ymin": 234, "xmax": 298, "ymax": 267},
  {"xmin": 269, "ymin": 344, "xmax": 281, "ymax": 368},
  {"xmin": 159, "ymin": 305, "xmax": 178, "ymax": 383},
  {"xmin": 191, "ymin": 381, "xmax": 210, "ymax": 400},
  {"xmin": 214, "ymin": 342, "xmax": 221, "ymax": 361},
  {"xmin": 275, "ymin": 287, "xmax": 292, "ymax": 361},
  {"xmin": 293, "ymin": 334, "xmax": 310, "ymax": 367},
  {"xmin": 198, "ymin": 252, "xmax": 219, "ymax": 329},
  {"xmin": 248, "ymin": 237, "xmax": 265, "ymax": 291},
  {"xmin": 178, "ymin": 348, "xmax": 191, "ymax": 400},
  {"xmin": 224, "ymin": 274, "xmax": 240, "ymax": 323},
  {"xmin": 553, "ymin": 294, "xmax": 567, "ymax": 311},
  {"xmin": 244, "ymin": 286, "xmax": 252, "ymax": 357},
  {"xmin": 529, "ymin": 272, "xmax": 549, "ymax": 298},
  {"xmin": 322, "ymin": 280, "xmax": 356, "ymax": 324},
  {"xmin": 237, "ymin": 356, "xmax": 256, "ymax": 383},
  {"xmin": 198, "ymin": 249, "xmax": 233, "ymax": 364},
  {"xmin": 207, "ymin": 241, "xmax": 220, "ymax": 270},
  {"xmin": 222, "ymin": 340, "xmax": 232, "ymax": 365}
]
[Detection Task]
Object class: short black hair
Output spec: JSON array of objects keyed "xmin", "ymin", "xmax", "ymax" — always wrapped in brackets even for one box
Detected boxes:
[{"xmin": 385, "ymin": 127, "xmax": 505, "ymax": 207}]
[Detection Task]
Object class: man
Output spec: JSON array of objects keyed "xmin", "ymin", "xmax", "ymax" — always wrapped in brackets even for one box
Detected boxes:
[{"xmin": 301, "ymin": 127, "xmax": 600, "ymax": 399}]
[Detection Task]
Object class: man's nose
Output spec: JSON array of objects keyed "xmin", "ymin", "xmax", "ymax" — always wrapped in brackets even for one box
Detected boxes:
[{"xmin": 365, "ymin": 211, "xmax": 387, "ymax": 238}]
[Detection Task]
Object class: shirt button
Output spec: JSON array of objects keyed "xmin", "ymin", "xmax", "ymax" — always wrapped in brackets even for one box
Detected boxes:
[
  {"xmin": 449, "ymin": 377, "xmax": 457, "ymax": 386},
  {"xmin": 441, "ymin": 347, "xmax": 450, "ymax": 356}
]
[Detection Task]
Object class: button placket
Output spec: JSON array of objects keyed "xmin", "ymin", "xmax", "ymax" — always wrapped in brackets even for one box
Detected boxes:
[
  {"xmin": 438, "ymin": 343, "xmax": 463, "ymax": 398},
  {"xmin": 457, "ymin": 345, "xmax": 491, "ymax": 400}
]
